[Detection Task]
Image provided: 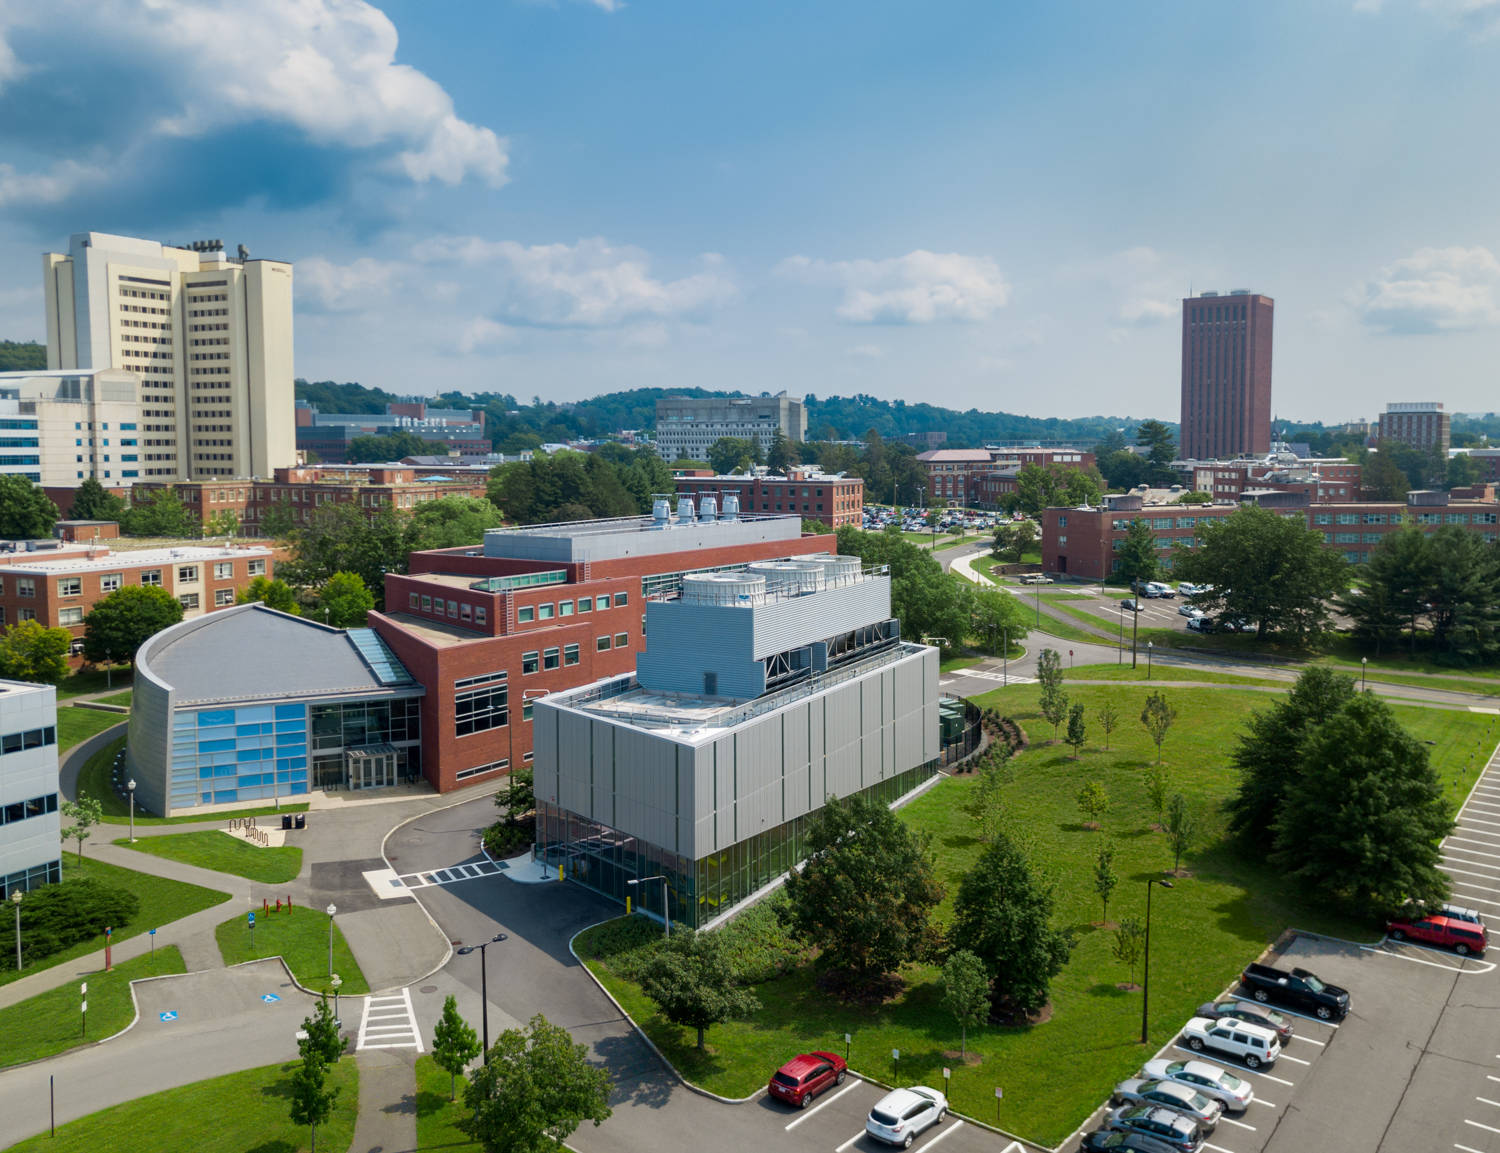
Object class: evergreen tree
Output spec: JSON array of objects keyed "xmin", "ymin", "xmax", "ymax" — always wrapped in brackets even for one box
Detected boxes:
[
  {"xmin": 432, "ymin": 994, "xmax": 481, "ymax": 1101},
  {"xmin": 1065, "ymin": 702, "xmax": 1088, "ymax": 759},
  {"xmin": 67, "ymin": 477, "xmax": 127, "ymax": 522}
]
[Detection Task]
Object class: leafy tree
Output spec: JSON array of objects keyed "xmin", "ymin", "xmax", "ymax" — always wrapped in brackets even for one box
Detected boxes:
[
  {"xmin": 1164, "ymin": 794, "xmax": 1195, "ymax": 874},
  {"xmin": 965, "ymin": 749, "xmax": 1012, "ymax": 843},
  {"xmin": 0, "ymin": 476, "xmax": 59, "ymax": 539},
  {"xmin": 237, "ymin": 576, "xmax": 300, "ymax": 615},
  {"xmin": 1096, "ymin": 701, "xmax": 1120, "ymax": 750},
  {"xmin": 315, "ymin": 571, "xmax": 375, "ymax": 628},
  {"xmin": 345, "ymin": 428, "xmax": 443, "ymax": 463},
  {"xmin": 461, "ymin": 1013, "xmax": 613, "ymax": 1153},
  {"xmin": 204, "ymin": 509, "xmax": 240, "ymax": 538},
  {"xmin": 1076, "ymin": 780, "xmax": 1108, "ymax": 829},
  {"xmin": 500, "ymin": 768, "xmax": 536, "ymax": 822},
  {"xmin": 1425, "ymin": 526, "xmax": 1500, "ymax": 663},
  {"xmin": 257, "ymin": 498, "xmax": 298, "ymax": 539},
  {"xmin": 67, "ymin": 477, "xmax": 127, "ymax": 523},
  {"xmin": 1035, "ymin": 647, "xmax": 1063, "ymax": 695},
  {"xmin": 1139, "ymin": 692, "xmax": 1177, "ymax": 764},
  {"xmin": 970, "ymin": 586, "xmax": 1030, "ymax": 654},
  {"xmin": 0, "ymin": 339, "xmax": 46, "ymax": 371},
  {"xmin": 991, "ymin": 520, "xmax": 1038, "ymax": 563},
  {"xmin": 2, "ymin": 877, "xmax": 137, "ymax": 970},
  {"xmin": 1135, "ymin": 419, "xmax": 1177, "ymax": 485},
  {"xmin": 1094, "ymin": 841, "xmax": 1118, "ymax": 925},
  {"xmin": 834, "ymin": 527, "xmax": 974, "ymax": 649},
  {"xmin": 951, "ymin": 835, "xmax": 1072, "ymax": 1014},
  {"xmin": 941, "ymin": 949, "xmax": 991, "ymax": 1059},
  {"xmin": 1271, "ymin": 693, "xmax": 1452, "ymax": 914},
  {"xmin": 278, "ymin": 504, "xmax": 415, "ymax": 608},
  {"xmin": 766, "ymin": 428, "xmax": 799, "ymax": 474},
  {"xmin": 288, "ymin": 1048, "xmax": 339, "ymax": 1153},
  {"xmin": 783, "ymin": 792, "xmax": 943, "ymax": 989},
  {"xmin": 0, "ymin": 620, "xmax": 72, "ymax": 684},
  {"xmin": 1226, "ymin": 666, "xmax": 1356, "ymax": 838},
  {"xmin": 121, "ymin": 487, "xmax": 198, "ymax": 538},
  {"xmin": 1014, "ymin": 463, "xmax": 1064, "ymax": 516},
  {"xmin": 1113, "ymin": 919, "xmax": 1145, "ymax": 986},
  {"xmin": 800, "ymin": 518, "xmax": 834, "ymax": 535},
  {"xmin": 1363, "ymin": 450, "xmax": 1410, "ymax": 502},
  {"xmin": 82, "ymin": 586, "xmax": 184, "ymax": 668},
  {"xmin": 1097, "ymin": 448, "xmax": 1149, "ymax": 492},
  {"xmin": 639, "ymin": 929, "xmax": 761, "ymax": 1049},
  {"xmin": 59, "ymin": 795, "xmax": 103, "ymax": 863},
  {"xmin": 1040, "ymin": 685, "xmax": 1069, "ymax": 742},
  {"xmin": 1144, "ymin": 765, "xmax": 1171, "ymax": 828},
  {"xmin": 1065, "ymin": 702, "xmax": 1087, "ymax": 760},
  {"xmin": 1447, "ymin": 452, "xmax": 1480, "ymax": 490},
  {"xmin": 1064, "ymin": 467, "xmax": 1106, "ymax": 507},
  {"xmin": 409, "ymin": 495, "xmax": 505, "ymax": 551},
  {"xmin": 1171, "ymin": 505, "xmax": 1350, "ymax": 641},
  {"xmin": 1115, "ymin": 519, "xmax": 1158, "ymax": 590},
  {"xmin": 707, "ymin": 436, "xmax": 759, "ymax": 475},
  {"xmin": 432, "ymin": 994, "xmax": 481, "ymax": 1101},
  {"xmin": 299, "ymin": 998, "xmax": 344, "ymax": 1067}
]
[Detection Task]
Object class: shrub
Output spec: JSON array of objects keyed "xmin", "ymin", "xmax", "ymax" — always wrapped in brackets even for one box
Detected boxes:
[
  {"xmin": 714, "ymin": 895, "xmax": 804, "ymax": 983},
  {"xmin": 577, "ymin": 914, "xmax": 665, "ymax": 981},
  {"xmin": 481, "ymin": 818, "xmax": 534, "ymax": 859},
  {"xmin": 6, "ymin": 878, "xmax": 139, "ymax": 970}
]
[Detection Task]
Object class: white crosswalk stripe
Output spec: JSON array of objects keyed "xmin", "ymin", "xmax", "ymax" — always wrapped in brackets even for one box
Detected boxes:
[
  {"xmin": 356, "ymin": 988, "xmax": 424, "ymax": 1052},
  {"xmin": 398, "ymin": 857, "xmax": 504, "ymax": 891}
]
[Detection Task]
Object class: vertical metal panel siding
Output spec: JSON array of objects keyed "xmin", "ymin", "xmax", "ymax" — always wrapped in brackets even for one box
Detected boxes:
[
  {"xmin": 590, "ymin": 720, "xmax": 614, "ymax": 826},
  {"xmin": 534, "ymin": 704, "xmax": 559, "ymax": 805},
  {"xmin": 713, "ymin": 735, "xmax": 735, "ymax": 849},
  {"xmin": 732, "ymin": 714, "xmax": 785, "ymax": 838},
  {"xmin": 860, "ymin": 675, "xmax": 883, "ymax": 787},
  {"xmin": 881, "ymin": 668, "xmax": 896, "ymax": 777},
  {"xmin": 782, "ymin": 701, "xmax": 812, "ymax": 819},
  {"xmin": 823, "ymin": 680, "xmax": 862, "ymax": 796},
  {"xmin": 556, "ymin": 712, "xmax": 592, "ymax": 816},
  {"xmin": 750, "ymin": 577, "xmax": 891, "ymax": 658},
  {"xmin": 635, "ymin": 604, "xmax": 759, "ymax": 696},
  {"xmin": 809, "ymin": 699, "xmax": 826, "ymax": 806}
]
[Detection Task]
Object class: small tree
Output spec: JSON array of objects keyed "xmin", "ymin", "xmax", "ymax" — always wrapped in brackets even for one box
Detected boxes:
[
  {"xmin": 1113, "ymin": 919, "xmax": 1146, "ymax": 987},
  {"xmin": 1140, "ymin": 691, "xmax": 1177, "ymax": 764},
  {"xmin": 0, "ymin": 620, "xmax": 72, "ymax": 685},
  {"xmin": 82, "ymin": 585, "xmax": 184, "ymax": 670},
  {"xmin": 59, "ymin": 795, "xmax": 104, "ymax": 863},
  {"xmin": 237, "ymin": 576, "xmax": 300, "ymax": 614},
  {"xmin": 1165, "ymin": 794, "xmax": 1196, "ymax": 874},
  {"xmin": 505, "ymin": 768, "xmax": 535, "ymax": 821},
  {"xmin": 941, "ymin": 949, "xmax": 991, "ymax": 1059},
  {"xmin": 1096, "ymin": 701, "xmax": 1120, "ymax": 750},
  {"xmin": 1065, "ymin": 702, "xmax": 1087, "ymax": 760},
  {"xmin": 1094, "ymin": 841, "xmax": 1118, "ymax": 925},
  {"xmin": 432, "ymin": 994, "xmax": 481, "ymax": 1102},
  {"xmin": 288, "ymin": 1052, "xmax": 339, "ymax": 1153},
  {"xmin": 316, "ymin": 571, "xmax": 375, "ymax": 628},
  {"xmin": 299, "ymin": 997, "xmax": 345, "ymax": 1068},
  {"xmin": 1076, "ymin": 780, "xmax": 1109, "ymax": 830},
  {"xmin": 965, "ymin": 750, "xmax": 1011, "ymax": 843},
  {"xmin": 1035, "ymin": 647, "xmax": 1063, "ymax": 695},
  {"xmin": 1144, "ymin": 765, "xmax": 1170, "ymax": 829},
  {"xmin": 1040, "ymin": 686, "xmax": 1069, "ymax": 742},
  {"xmin": 639, "ymin": 929, "xmax": 761, "ymax": 1049}
]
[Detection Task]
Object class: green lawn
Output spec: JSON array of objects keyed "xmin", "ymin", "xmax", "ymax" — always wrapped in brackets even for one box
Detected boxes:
[
  {"xmin": 0, "ymin": 947, "xmax": 186, "ymax": 1068},
  {"xmin": 214, "ymin": 905, "xmax": 370, "ymax": 996},
  {"xmin": 94, "ymin": 689, "xmax": 135, "ymax": 707},
  {"xmin": 56, "ymin": 706, "xmax": 126, "ymax": 751},
  {"xmin": 56, "ymin": 667, "xmax": 134, "ymax": 700},
  {"xmin": 117, "ymin": 830, "xmax": 304, "ymax": 884},
  {"xmin": 1068, "ymin": 663, "xmax": 1285, "ymax": 688},
  {"xmin": 7, "ymin": 1056, "xmax": 359, "ymax": 1153},
  {"xmin": 415, "ymin": 1054, "xmax": 479, "ymax": 1149},
  {"xmin": 579, "ymin": 683, "xmax": 1493, "ymax": 1146},
  {"xmin": 77, "ymin": 737, "xmax": 310, "ymax": 825},
  {"xmin": 1027, "ymin": 609, "xmax": 1111, "ymax": 647},
  {"xmin": 2, "ymin": 857, "xmax": 229, "ymax": 990}
]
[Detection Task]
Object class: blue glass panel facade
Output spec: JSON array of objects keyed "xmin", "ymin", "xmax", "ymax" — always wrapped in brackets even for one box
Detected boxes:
[{"xmin": 171, "ymin": 703, "xmax": 313, "ymax": 806}]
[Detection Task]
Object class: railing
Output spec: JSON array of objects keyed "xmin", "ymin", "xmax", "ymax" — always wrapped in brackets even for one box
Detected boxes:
[{"xmin": 938, "ymin": 695, "xmax": 984, "ymax": 768}]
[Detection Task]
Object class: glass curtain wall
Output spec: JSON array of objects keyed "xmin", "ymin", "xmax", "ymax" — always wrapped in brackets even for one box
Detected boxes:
[{"xmin": 309, "ymin": 696, "xmax": 422, "ymax": 790}]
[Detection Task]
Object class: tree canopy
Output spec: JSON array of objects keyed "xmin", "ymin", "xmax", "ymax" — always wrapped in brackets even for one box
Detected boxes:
[
  {"xmin": 82, "ymin": 585, "xmax": 184, "ymax": 666},
  {"xmin": 0, "ymin": 620, "xmax": 72, "ymax": 684},
  {"xmin": 121, "ymin": 488, "xmax": 198, "ymax": 538},
  {"xmin": 488, "ymin": 448, "xmax": 672, "ymax": 524},
  {"xmin": 834, "ymin": 526, "xmax": 973, "ymax": 648},
  {"xmin": 237, "ymin": 576, "xmax": 301, "ymax": 614},
  {"xmin": 408, "ymin": 494, "xmax": 505, "ymax": 551},
  {"xmin": 0, "ymin": 476, "xmax": 59, "ymax": 540},
  {"xmin": 639, "ymin": 929, "xmax": 761, "ymax": 1049},
  {"xmin": 345, "ymin": 429, "xmax": 445, "ymax": 463},
  {"xmin": 67, "ymin": 477, "xmax": 127, "ymax": 523},
  {"xmin": 316, "ymin": 571, "xmax": 375, "ymax": 628},
  {"xmin": 276, "ymin": 503, "xmax": 414, "ymax": 608}
]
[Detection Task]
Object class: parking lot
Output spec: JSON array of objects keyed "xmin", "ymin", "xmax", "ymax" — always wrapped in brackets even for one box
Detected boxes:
[{"xmin": 753, "ymin": 1074, "xmax": 1033, "ymax": 1153}]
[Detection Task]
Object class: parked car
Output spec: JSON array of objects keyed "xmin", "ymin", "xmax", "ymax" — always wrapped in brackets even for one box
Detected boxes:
[
  {"xmin": 1181, "ymin": 1017, "xmax": 1281, "ymax": 1068},
  {"xmin": 767, "ymin": 1051, "xmax": 847, "ymax": 1108},
  {"xmin": 1104, "ymin": 1104, "xmax": 1203, "ymax": 1153},
  {"xmin": 1240, "ymin": 962, "xmax": 1350, "ymax": 1020},
  {"xmin": 1387, "ymin": 913, "xmax": 1488, "ymax": 956},
  {"xmin": 865, "ymin": 1086, "xmax": 947, "ymax": 1148},
  {"xmin": 1140, "ymin": 1059, "xmax": 1253, "ymax": 1112},
  {"xmin": 1143, "ymin": 582, "xmax": 1177, "ymax": 599},
  {"xmin": 1176, "ymin": 583, "xmax": 1203, "ymax": 596},
  {"xmin": 1185, "ymin": 616, "xmax": 1212, "ymax": 633},
  {"xmin": 1396, "ymin": 899, "xmax": 1484, "ymax": 926},
  {"xmin": 1177, "ymin": 605, "xmax": 1205, "ymax": 618},
  {"xmin": 1080, "ymin": 1128, "xmax": 1189, "ymax": 1153},
  {"xmin": 1193, "ymin": 1000, "xmax": 1294, "ymax": 1042},
  {"xmin": 1121, "ymin": 599, "xmax": 1144, "ymax": 612},
  {"xmin": 1112, "ymin": 1079, "xmax": 1222, "ymax": 1131}
]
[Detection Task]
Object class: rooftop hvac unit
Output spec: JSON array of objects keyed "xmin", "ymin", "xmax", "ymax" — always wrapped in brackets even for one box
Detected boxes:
[
  {"xmin": 698, "ymin": 494, "xmax": 718, "ymax": 521},
  {"xmin": 721, "ymin": 492, "xmax": 741, "ymax": 520},
  {"xmin": 649, "ymin": 497, "xmax": 672, "ymax": 530},
  {"xmin": 681, "ymin": 572, "xmax": 766, "ymax": 606},
  {"xmin": 676, "ymin": 496, "xmax": 696, "ymax": 524},
  {"xmin": 794, "ymin": 553, "xmax": 862, "ymax": 587},
  {"xmin": 747, "ymin": 561, "xmax": 826, "ymax": 595}
]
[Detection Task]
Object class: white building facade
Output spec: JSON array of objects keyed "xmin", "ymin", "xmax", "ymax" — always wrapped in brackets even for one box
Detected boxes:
[
  {"xmin": 0, "ymin": 680, "xmax": 62, "ymax": 895},
  {"xmin": 655, "ymin": 394, "xmax": 807, "ymax": 462},
  {"xmin": 0, "ymin": 369, "xmax": 142, "ymax": 486}
]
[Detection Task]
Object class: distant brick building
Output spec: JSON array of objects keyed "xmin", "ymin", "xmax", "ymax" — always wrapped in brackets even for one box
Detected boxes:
[
  {"xmin": 1376, "ymin": 402, "xmax": 1450, "ymax": 455},
  {"xmin": 1180, "ymin": 291, "xmax": 1274, "ymax": 460},
  {"xmin": 917, "ymin": 447, "xmax": 1096, "ymax": 508},
  {"xmin": 1188, "ymin": 458, "xmax": 1362, "ymax": 504},
  {"xmin": 670, "ymin": 467, "xmax": 862, "ymax": 527}
]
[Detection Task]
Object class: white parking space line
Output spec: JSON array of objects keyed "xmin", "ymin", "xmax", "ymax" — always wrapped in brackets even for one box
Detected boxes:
[
  {"xmin": 1223, "ymin": 1117, "xmax": 1257, "ymax": 1131},
  {"xmin": 1364, "ymin": 940, "xmax": 1499, "ymax": 974},
  {"xmin": 1476, "ymin": 1097, "xmax": 1500, "ymax": 1108},
  {"xmin": 1465, "ymin": 1118, "xmax": 1500, "ymax": 1135},
  {"xmin": 999, "ymin": 1143, "xmax": 1024, "ymax": 1153},
  {"xmin": 1203, "ymin": 1142, "xmax": 1236, "ymax": 1153},
  {"xmin": 1448, "ymin": 886, "xmax": 1500, "ymax": 909},
  {"xmin": 1278, "ymin": 1053, "xmax": 1312, "ymax": 1066},
  {"xmin": 1457, "ymin": 1144, "xmax": 1489, "ymax": 1153},
  {"xmin": 1226, "ymin": 993, "xmax": 1341, "ymax": 1027},
  {"xmin": 1438, "ymin": 863, "xmax": 1500, "ymax": 884},
  {"xmin": 1446, "ymin": 839, "xmax": 1500, "ymax": 858},
  {"xmin": 919, "ymin": 1120, "xmax": 962, "ymax": 1150},
  {"xmin": 1289, "ymin": 1034, "xmax": 1326, "ymax": 1046},
  {"xmin": 783, "ymin": 1081, "xmax": 861, "ymax": 1130},
  {"xmin": 835, "ymin": 1130, "xmax": 865, "ymax": 1152},
  {"xmin": 1250, "ymin": 1098, "xmax": 1278, "ymax": 1109},
  {"xmin": 1456, "ymin": 815, "xmax": 1500, "ymax": 830}
]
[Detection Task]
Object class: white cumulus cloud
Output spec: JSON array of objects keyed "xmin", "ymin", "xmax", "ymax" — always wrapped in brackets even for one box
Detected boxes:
[
  {"xmin": 296, "ymin": 256, "xmax": 403, "ymax": 312},
  {"xmin": 1356, "ymin": 246, "xmax": 1500, "ymax": 333},
  {"xmin": 778, "ymin": 250, "xmax": 1010, "ymax": 324},
  {"xmin": 0, "ymin": 160, "xmax": 104, "ymax": 208}
]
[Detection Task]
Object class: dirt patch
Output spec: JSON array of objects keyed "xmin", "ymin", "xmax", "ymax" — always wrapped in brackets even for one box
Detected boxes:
[
  {"xmin": 1116, "ymin": 982, "xmax": 1141, "ymax": 992},
  {"xmin": 940, "ymin": 1050, "xmax": 984, "ymax": 1066},
  {"xmin": 990, "ymin": 1000, "xmax": 1054, "ymax": 1027},
  {"xmin": 815, "ymin": 969, "xmax": 906, "ymax": 1007}
]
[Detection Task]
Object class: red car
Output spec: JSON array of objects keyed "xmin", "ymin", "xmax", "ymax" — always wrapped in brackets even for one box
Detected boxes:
[
  {"xmin": 768, "ymin": 1051, "xmax": 847, "ymax": 1108},
  {"xmin": 1387, "ymin": 913, "xmax": 1488, "ymax": 956}
]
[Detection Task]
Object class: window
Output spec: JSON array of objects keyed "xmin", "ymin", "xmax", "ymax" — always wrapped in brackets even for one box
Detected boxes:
[
  {"xmin": 517, "ymin": 605, "xmax": 535, "ymax": 623},
  {"xmin": 522, "ymin": 650, "xmax": 539, "ymax": 674},
  {"xmin": 614, "ymin": 633, "xmax": 629, "ymax": 648},
  {"xmin": 476, "ymin": 606, "xmax": 487, "ymax": 625},
  {"xmin": 57, "ymin": 578, "xmax": 82, "ymax": 597},
  {"xmin": 16, "ymin": 578, "xmax": 33, "ymax": 598},
  {"xmin": 460, "ymin": 604, "xmax": 472, "ymax": 621},
  {"xmin": 248, "ymin": 559, "xmax": 266, "ymax": 576},
  {"xmin": 1057, "ymin": 515, "xmax": 1068, "ymax": 528},
  {"xmin": 215, "ymin": 588, "xmax": 234, "ymax": 606},
  {"xmin": 564, "ymin": 643, "xmax": 580, "ymax": 666},
  {"xmin": 559, "ymin": 600, "xmax": 574, "ymax": 616},
  {"xmin": 447, "ymin": 600, "xmax": 458, "ymax": 617},
  {"xmin": 578, "ymin": 596, "xmax": 593, "ymax": 612},
  {"xmin": 538, "ymin": 603, "xmax": 555, "ymax": 620},
  {"xmin": 543, "ymin": 647, "xmax": 560, "ymax": 670},
  {"xmin": 179, "ymin": 593, "xmax": 200, "ymax": 609},
  {"xmin": 178, "ymin": 565, "xmax": 199, "ymax": 582},
  {"xmin": 140, "ymin": 569, "xmax": 162, "ymax": 587},
  {"xmin": 456, "ymin": 758, "xmax": 509, "ymax": 781},
  {"xmin": 597, "ymin": 635, "xmax": 611, "ymax": 652},
  {"xmin": 214, "ymin": 562, "xmax": 233, "ymax": 580},
  {"xmin": 455, "ymin": 670, "xmax": 509, "ymax": 736},
  {"xmin": 409, "ymin": 593, "xmax": 419, "ymax": 609},
  {"xmin": 17, "ymin": 608, "xmax": 34, "ymax": 622},
  {"xmin": 521, "ymin": 701, "xmax": 533, "ymax": 722},
  {"xmin": 58, "ymin": 607, "xmax": 84, "ymax": 626},
  {"xmin": 613, "ymin": 592, "xmax": 628, "ymax": 607},
  {"xmin": 97, "ymin": 572, "xmax": 123, "ymax": 594}
]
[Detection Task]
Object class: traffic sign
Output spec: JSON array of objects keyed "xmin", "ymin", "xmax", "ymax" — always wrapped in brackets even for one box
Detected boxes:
[
  {"xmin": 261, "ymin": 993, "xmax": 280, "ymax": 1003},
  {"xmin": 159, "ymin": 1011, "xmax": 177, "ymax": 1022},
  {"xmin": 248, "ymin": 912, "xmax": 256, "ymax": 926}
]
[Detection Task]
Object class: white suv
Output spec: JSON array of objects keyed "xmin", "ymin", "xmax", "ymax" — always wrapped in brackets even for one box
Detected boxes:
[{"xmin": 1182, "ymin": 1017, "xmax": 1281, "ymax": 1068}]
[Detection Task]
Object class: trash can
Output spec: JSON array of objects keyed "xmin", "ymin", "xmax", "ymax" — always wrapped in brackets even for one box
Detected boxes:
[
  {"xmin": 281, "ymin": 814, "xmax": 293, "ymax": 831},
  {"xmin": 294, "ymin": 813, "xmax": 306, "ymax": 830}
]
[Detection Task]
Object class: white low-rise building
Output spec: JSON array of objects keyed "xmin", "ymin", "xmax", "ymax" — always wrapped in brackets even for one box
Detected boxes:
[{"xmin": 0, "ymin": 679, "xmax": 62, "ymax": 895}]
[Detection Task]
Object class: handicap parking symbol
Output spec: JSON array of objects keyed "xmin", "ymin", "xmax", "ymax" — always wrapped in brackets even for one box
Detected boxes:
[
  {"xmin": 261, "ymin": 993, "xmax": 280, "ymax": 1003},
  {"xmin": 159, "ymin": 1011, "xmax": 178, "ymax": 1022}
]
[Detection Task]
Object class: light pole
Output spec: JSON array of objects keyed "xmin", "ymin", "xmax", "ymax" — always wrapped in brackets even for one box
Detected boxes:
[
  {"xmin": 325, "ymin": 903, "xmax": 336, "ymax": 978},
  {"xmin": 627, "ymin": 875, "xmax": 670, "ymax": 937},
  {"xmin": 11, "ymin": 890, "xmax": 21, "ymax": 972},
  {"xmin": 1130, "ymin": 579, "xmax": 1140, "ymax": 669},
  {"xmin": 126, "ymin": 778, "xmax": 136, "ymax": 843},
  {"xmin": 1147, "ymin": 642, "xmax": 1154, "ymax": 680},
  {"xmin": 1140, "ymin": 877, "xmax": 1174, "ymax": 1045},
  {"xmin": 330, "ymin": 973, "xmax": 342, "ymax": 1024},
  {"xmin": 1035, "ymin": 582, "xmax": 1040, "ymax": 626},
  {"xmin": 1117, "ymin": 598, "xmax": 1124, "ymax": 664},
  {"xmin": 456, "ymin": 932, "xmax": 508, "ymax": 1061},
  {"xmin": 1002, "ymin": 626, "xmax": 1009, "ymax": 686},
  {"xmin": 1362, "ymin": 657, "xmax": 1367, "ymax": 691}
]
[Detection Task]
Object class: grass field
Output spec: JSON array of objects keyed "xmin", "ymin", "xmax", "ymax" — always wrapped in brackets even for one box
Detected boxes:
[
  {"xmin": 77, "ymin": 737, "xmax": 310, "ymax": 825},
  {"xmin": 117, "ymin": 830, "xmax": 304, "ymax": 884},
  {"xmin": 93, "ymin": 689, "xmax": 134, "ymax": 707},
  {"xmin": 1067, "ymin": 662, "xmax": 1285, "ymax": 688},
  {"xmin": 56, "ymin": 706, "xmax": 126, "ymax": 751},
  {"xmin": 214, "ymin": 905, "xmax": 370, "ymax": 996},
  {"xmin": 1, "ymin": 857, "xmax": 229, "ymax": 991},
  {"xmin": 415, "ymin": 1054, "xmax": 479, "ymax": 1149},
  {"xmin": 56, "ymin": 667, "xmax": 133, "ymax": 700},
  {"xmin": 7, "ymin": 1056, "xmax": 359, "ymax": 1153},
  {"xmin": 0, "ymin": 947, "xmax": 186, "ymax": 1068},
  {"xmin": 578, "ymin": 682, "xmax": 1495, "ymax": 1146}
]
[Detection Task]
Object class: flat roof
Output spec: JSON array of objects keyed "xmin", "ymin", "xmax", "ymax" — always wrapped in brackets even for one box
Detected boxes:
[
  {"xmin": 483, "ymin": 512, "xmax": 805, "ymax": 564},
  {"xmin": 0, "ymin": 543, "xmax": 272, "ymax": 576},
  {"xmin": 377, "ymin": 612, "xmax": 484, "ymax": 648}
]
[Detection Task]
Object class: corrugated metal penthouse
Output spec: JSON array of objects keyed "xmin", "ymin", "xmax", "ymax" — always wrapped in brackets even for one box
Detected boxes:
[{"xmin": 533, "ymin": 553, "xmax": 941, "ymax": 928}]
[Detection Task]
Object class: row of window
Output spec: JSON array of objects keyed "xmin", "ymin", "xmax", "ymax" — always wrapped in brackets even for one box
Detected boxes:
[
  {"xmin": 516, "ymin": 591, "xmax": 627, "ymax": 623},
  {"xmin": 2, "ymin": 725, "xmax": 56, "ymax": 756},
  {"xmin": 1, "ymin": 792, "xmax": 59, "ymax": 825},
  {"xmin": 410, "ymin": 592, "xmax": 489, "ymax": 626},
  {"xmin": 521, "ymin": 643, "xmax": 584, "ymax": 674}
]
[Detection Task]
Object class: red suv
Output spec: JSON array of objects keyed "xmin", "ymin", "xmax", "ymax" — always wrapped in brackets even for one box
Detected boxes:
[
  {"xmin": 768, "ymin": 1051, "xmax": 847, "ymax": 1108},
  {"xmin": 1387, "ymin": 913, "xmax": 1488, "ymax": 956}
]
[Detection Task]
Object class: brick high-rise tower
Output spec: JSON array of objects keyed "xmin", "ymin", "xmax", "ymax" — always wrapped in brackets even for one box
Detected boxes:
[{"xmin": 1179, "ymin": 290, "xmax": 1273, "ymax": 461}]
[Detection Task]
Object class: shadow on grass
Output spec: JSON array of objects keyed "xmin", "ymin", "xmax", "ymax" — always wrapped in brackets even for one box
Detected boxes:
[
  {"xmin": 416, "ymin": 1086, "xmax": 456, "ymax": 1115},
  {"xmin": 1087, "ymin": 982, "xmax": 1132, "ymax": 999},
  {"xmin": 255, "ymin": 1064, "xmax": 297, "ymax": 1103},
  {"xmin": 244, "ymin": 1142, "xmax": 297, "ymax": 1153}
]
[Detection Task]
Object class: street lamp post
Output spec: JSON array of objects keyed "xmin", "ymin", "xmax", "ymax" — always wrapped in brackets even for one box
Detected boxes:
[
  {"xmin": 1140, "ymin": 877, "xmax": 1174, "ymax": 1045},
  {"xmin": 1002, "ymin": 627, "xmax": 1008, "ymax": 686},
  {"xmin": 1147, "ymin": 642, "xmax": 1154, "ymax": 680},
  {"xmin": 1035, "ymin": 582, "xmax": 1040, "ymax": 626},
  {"xmin": 330, "ymin": 973, "xmax": 342, "ymax": 1025},
  {"xmin": 325, "ymin": 903, "xmax": 336, "ymax": 978},
  {"xmin": 1361, "ymin": 657, "xmax": 1367, "ymax": 691},
  {"xmin": 1117, "ymin": 598, "xmax": 1124, "ymax": 665},
  {"xmin": 11, "ymin": 890, "xmax": 21, "ymax": 972},
  {"xmin": 126, "ymin": 779, "xmax": 136, "ymax": 843},
  {"xmin": 455, "ymin": 933, "xmax": 508, "ymax": 1061},
  {"xmin": 627, "ymin": 875, "xmax": 670, "ymax": 937}
]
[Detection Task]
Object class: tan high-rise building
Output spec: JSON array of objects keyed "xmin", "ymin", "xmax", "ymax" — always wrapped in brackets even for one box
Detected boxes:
[{"xmin": 42, "ymin": 232, "xmax": 295, "ymax": 482}]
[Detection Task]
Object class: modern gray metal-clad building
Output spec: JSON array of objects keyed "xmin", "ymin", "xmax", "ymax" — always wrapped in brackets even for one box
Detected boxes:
[
  {"xmin": 533, "ymin": 557, "xmax": 940, "ymax": 928},
  {"xmin": 0, "ymin": 679, "xmax": 62, "ymax": 894}
]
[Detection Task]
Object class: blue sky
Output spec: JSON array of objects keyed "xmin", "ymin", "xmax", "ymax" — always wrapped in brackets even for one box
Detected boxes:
[{"xmin": 2, "ymin": 0, "xmax": 1499, "ymax": 423}]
